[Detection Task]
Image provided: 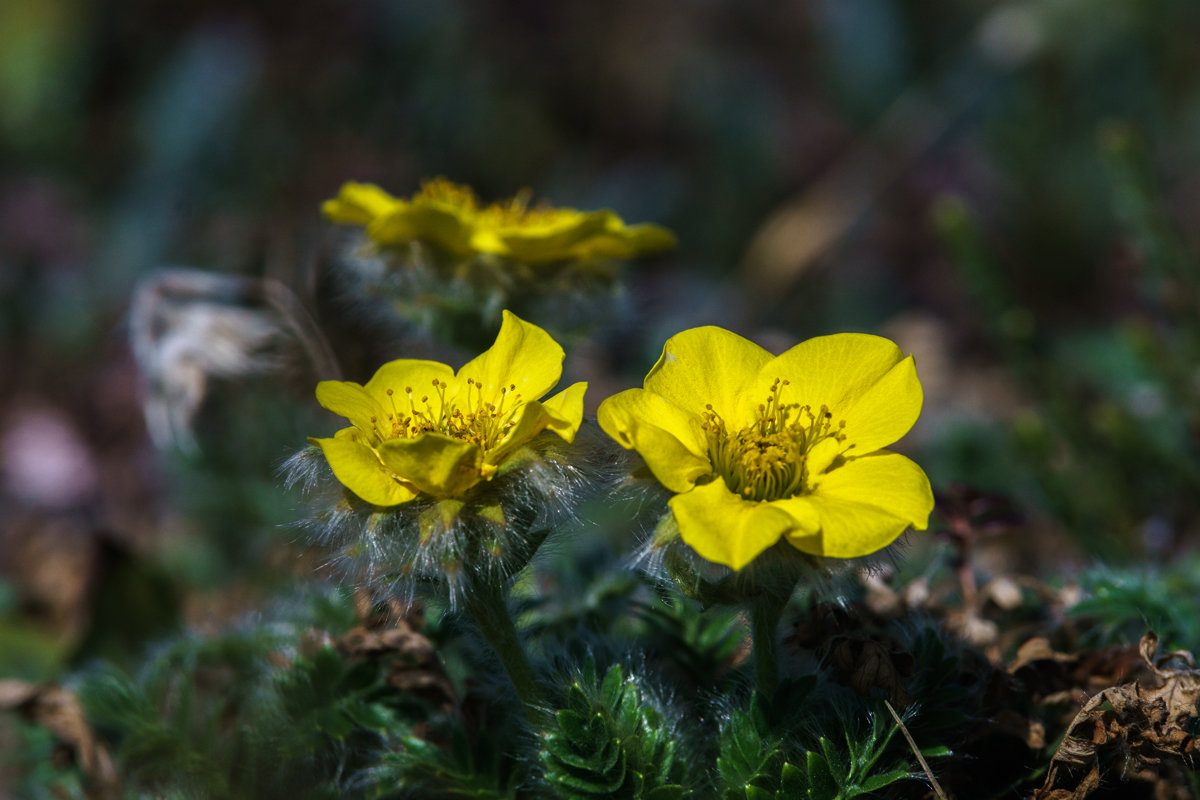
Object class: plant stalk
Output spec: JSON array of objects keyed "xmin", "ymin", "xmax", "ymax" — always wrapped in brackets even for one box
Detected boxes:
[
  {"xmin": 462, "ymin": 576, "xmax": 545, "ymax": 721},
  {"xmin": 750, "ymin": 591, "xmax": 789, "ymax": 702}
]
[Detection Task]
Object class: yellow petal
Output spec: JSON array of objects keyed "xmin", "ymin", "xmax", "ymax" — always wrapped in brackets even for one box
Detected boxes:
[
  {"xmin": 757, "ymin": 333, "xmax": 908, "ymax": 427},
  {"xmin": 669, "ymin": 480, "xmax": 796, "ymax": 570},
  {"xmin": 766, "ymin": 494, "xmax": 822, "ymax": 535},
  {"xmin": 619, "ymin": 222, "xmax": 677, "ymax": 251},
  {"xmin": 835, "ymin": 355, "xmax": 922, "ymax": 455},
  {"xmin": 457, "ymin": 311, "xmax": 564, "ymax": 407},
  {"xmin": 539, "ymin": 381, "xmax": 587, "ymax": 442},
  {"xmin": 485, "ymin": 400, "xmax": 556, "ymax": 467},
  {"xmin": 571, "ymin": 221, "xmax": 677, "ymax": 260},
  {"xmin": 790, "ymin": 450, "xmax": 933, "ymax": 557},
  {"xmin": 315, "ymin": 380, "xmax": 386, "ymax": 433},
  {"xmin": 804, "ymin": 436, "xmax": 843, "ymax": 477},
  {"xmin": 321, "ymin": 182, "xmax": 403, "ymax": 226},
  {"xmin": 493, "ymin": 210, "xmax": 613, "ymax": 263},
  {"xmin": 484, "ymin": 387, "xmax": 584, "ymax": 465},
  {"xmin": 333, "ymin": 425, "xmax": 361, "ymax": 441},
  {"xmin": 367, "ymin": 203, "xmax": 475, "ymax": 256},
  {"xmin": 482, "ymin": 381, "xmax": 585, "ymax": 465},
  {"xmin": 361, "ymin": 359, "xmax": 456, "ymax": 412},
  {"xmin": 377, "ymin": 433, "xmax": 484, "ymax": 498},
  {"xmin": 597, "ymin": 388, "xmax": 710, "ymax": 493},
  {"xmin": 309, "ymin": 436, "xmax": 419, "ymax": 506},
  {"xmin": 644, "ymin": 326, "xmax": 773, "ymax": 423}
]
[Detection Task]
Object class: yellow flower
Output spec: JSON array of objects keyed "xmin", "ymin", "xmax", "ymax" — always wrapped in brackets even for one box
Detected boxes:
[
  {"xmin": 598, "ymin": 328, "xmax": 933, "ymax": 570},
  {"xmin": 310, "ymin": 311, "xmax": 586, "ymax": 506},
  {"xmin": 322, "ymin": 178, "xmax": 676, "ymax": 264}
]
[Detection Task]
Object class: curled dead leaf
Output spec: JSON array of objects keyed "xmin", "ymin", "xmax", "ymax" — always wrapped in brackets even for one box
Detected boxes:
[{"xmin": 1037, "ymin": 631, "xmax": 1200, "ymax": 800}]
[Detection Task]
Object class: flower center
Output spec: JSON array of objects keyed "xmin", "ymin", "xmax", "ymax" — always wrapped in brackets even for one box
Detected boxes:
[
  {"xmin": 701, "ymin": 379, "xmax": 848, "ymax": 502},
  {"xmin": 363, "ymin": 378, "xmax": 523, "ymax": 453},
  {"xmin": 413, "ymin": 178, "xmax": 480, "ymax": 212},
  {"xmin": 412, "ymin": 178, "xmax": 569, "ymax": 230}
]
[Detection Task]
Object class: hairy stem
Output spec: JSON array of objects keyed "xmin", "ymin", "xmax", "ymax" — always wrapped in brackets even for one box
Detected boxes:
[
  {"xmin": 750, "ymin": 591, "xmax": 789, "ymax": 702},
  {"xmin": 462, "ymin": 577, "xmax": 544, "ymax": 720}
]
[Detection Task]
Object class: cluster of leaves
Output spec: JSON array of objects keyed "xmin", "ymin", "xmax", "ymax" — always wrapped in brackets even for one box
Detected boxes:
[
  {"xmin": 1069, "ymin": 555, "xmax": 1200, "ymax": 650},
  {"xmin": 7, "ymin": 564, "xmax": 985, "ymax": 800},
  {"xmin": 539, "ymin": 662, "xmax": 687, "ymax": 799},
  {"xmin": 716, "ymin": 692, "xmax": 916, "ymax": 800},
  {"xmin": 71, "ymin": 592, "xmax": 443, "ymax": 800}
]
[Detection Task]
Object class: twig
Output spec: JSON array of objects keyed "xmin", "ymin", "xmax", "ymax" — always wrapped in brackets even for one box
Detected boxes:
[{"xmin": 885, "ymin": 699, "xmax": 949, "ymax": 800}]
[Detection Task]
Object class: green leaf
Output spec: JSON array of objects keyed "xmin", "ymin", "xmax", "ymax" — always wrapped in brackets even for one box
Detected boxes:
[
  {"xmin": 779, "ymin": 762, "xmax": 809, "ymax": 796},
  {"xmin": 556, "ymin": 709, "xmax": 601, "ymax": 749},
  {"xmin": 817, "ymin": 737, "xmax": 848, "ymax": 788},
  {"xmin": 805, "ymin": 750, "xmax": 838, "ymax": 800},
  {"xmin": 600, "ymin": 664, "xmax": 624, "ymax": 708},
  {"xmin": 567, "ymin": 683, "xmax": 592, "ymax": 715},
  {"xmin": 855, "ymin": 768, "xmax": 911, "ymax": 793}
]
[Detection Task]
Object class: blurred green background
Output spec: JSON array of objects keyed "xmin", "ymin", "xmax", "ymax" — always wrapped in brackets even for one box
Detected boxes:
[{"xmin": 3, "ymin": 0, "xmax": 1200, "ymax": 716}]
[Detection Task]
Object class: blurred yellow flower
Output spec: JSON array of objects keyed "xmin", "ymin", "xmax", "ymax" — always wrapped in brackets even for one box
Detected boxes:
[
  {"xmin": 310, "ymin": 311, "xmax": 586, "ymax": 505},
  {"xmin": 598, "ymin": 328, "xmax": 932, "ymax": 569},
  {"xmin": 323, "ymin": 178, "xmax": 676, "ymax": 263}
]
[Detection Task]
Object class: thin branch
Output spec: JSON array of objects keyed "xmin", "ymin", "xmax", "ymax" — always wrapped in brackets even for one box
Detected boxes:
[{"xmin": 885, "ymin": 699, "xmax": 949, "ymax": 800}]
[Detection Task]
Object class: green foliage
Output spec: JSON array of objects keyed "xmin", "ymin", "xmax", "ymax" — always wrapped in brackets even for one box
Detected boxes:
[
  {"xmin": 634, "ymin": 592, "xmax": 746, "ymax": 691},
  {"xmin": 717, "ymin": 694, "xmax": 913, "ymax": 800},
  {"xmin": 76, "ymin": 619, "xmax": 416, "ymax": 800},
  {"xmin": 0, "ymin": 719, "xmax": 89, "ymax": 800},
  {"xmin": 539, "ymin": 662, "xmax": 688, "ymax": 799},
  {"xmin": 716, "ymin": 695, "xmax": 784, "ymax": 797},
  {"xmin": 1070, "ymin": 559, "xmax": 1200, "ymax": 649},
  {"xmin": 368, "ymin": 723, "xmax": 516, "ymax": 799},
  {"xmin": 277, "ymin": 644, "xmax": 402, "ymax": 745},
  {"xmin": 937, "ymin": 117, "xmax": 1200, "ymax": 559}
]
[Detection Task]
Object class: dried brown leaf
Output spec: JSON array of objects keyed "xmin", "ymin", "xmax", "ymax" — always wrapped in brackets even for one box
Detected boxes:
[
  {"xmin": 1036, "ymin": 632, "xmax": 1200, "ymax": 800},
  {"xmin": 0, "ymin": 681, "xmax": 121, "ymax": 799}
]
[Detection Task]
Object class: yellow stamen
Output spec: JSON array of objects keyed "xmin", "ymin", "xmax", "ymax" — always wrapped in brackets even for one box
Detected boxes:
[{"xmin": 702, "ymin": 380, "xmax": 850, "ymax": 502}]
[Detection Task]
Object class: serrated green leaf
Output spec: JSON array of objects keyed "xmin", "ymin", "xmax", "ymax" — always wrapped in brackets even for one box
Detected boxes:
[
  {"xmin": 543, "ymin": 734, "xmax": 597, "ymax": 770},
  {"xmin": 568, "ymin": 683, "xmax": 591, "ymax": 715},
  {"xmin": 779, "ymin": 761, "xmax": 808, "ymax": 795},
  {"xmin": 645, "ymin": 785, "xmax": 687, "ymax": 800},
  {"xmin": 855, "ymin": 768, "xmax": 910, "ymax": 793},
  {"xmin": 553, "ymin": 745, "xmax": 626, "ymax": 794},
  {"xmin": 596, "ymin": 736, "xmax": 622, "ymax": 774},
  {"xmin": 730, "ymin": 712, "xmax": 762, "ymax": 769},
  {"xmin": 600, "ymin": 664, "xmax": 624, "ymax": 707},
  {"xmin": 629, "ymin": 769, "xmax": 645, "ymax": 795},
  {"xmin": 746, "ymin": 786, "xmax": 774, "ymax": 800},
  {"xmin": 817, "ymin": 737, "xmax": 848, "ymax": 788},
  {"xmin": 805, "ymin": 750, "xmax": 837, "ymax": 799},
  {"xmin": 556, "ymin": 709, "xmax": 598, "ymax": 747}
]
